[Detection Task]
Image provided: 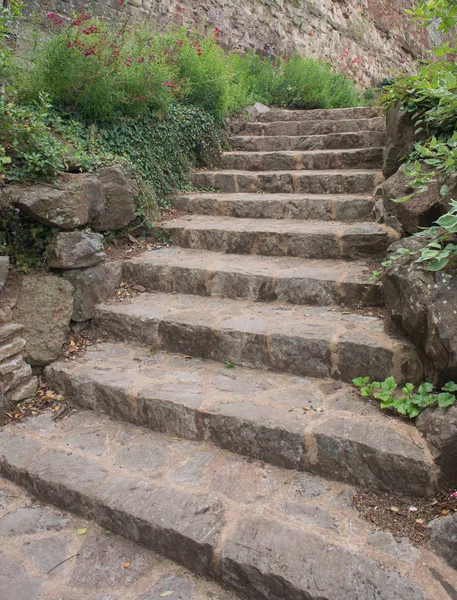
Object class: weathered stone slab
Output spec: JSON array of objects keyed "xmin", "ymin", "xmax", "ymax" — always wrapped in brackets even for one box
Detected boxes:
[
  {"xmin": 63, "ymin": 261, "xmax": 122, "ymax": 321},
  {"xmin": 221, "ymin": 519, "xmax": 425, "ymax": 600},
  {"xmin": 44, "ymin": 344, "xmax": 433, "ymax": 495},
  {"xmin": 428, "ymin": 513, "xmax": 457, "ymax": 570},
  {"xmin": 13, "ymin": 275, "xmax": 74, "ymax": 366},
  {"xmin": 47, "ymin": 231, "xmax": 105, "ymax": 270}
]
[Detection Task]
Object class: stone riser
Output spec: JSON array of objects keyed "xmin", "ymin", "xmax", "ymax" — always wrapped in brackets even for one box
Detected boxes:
[
  {"xmin": 122, "ymin": 256, "xmax": 383, "ymax": 307},
  {"xmin": 229, "ymin": 132, "xmax": 388, "ymax": 152},
  {"xmin": 256, "ymin": 107, "xmax": 381, "ymax": 122},
  {"xmin": 0, "ymin": 411, "xmax": 434, "ymax": 600},
  {"xmin": 43, "ymin": 349, "xmax": 435, "ymax": 496},
  {"xmin": 165, "ymin": 221, "xmax": 398, "ymax": 260},
  {"xmin": 238, "ymin": 117, "xmax": 386, "ymax": 136},
  {"xmin": 221, "ymin": 148, "xmax": 384, "ymax": 171},
  {"xmin": 93, "ymin": 293, "xmax": 423, "ymax": 385},
  {"xmin": 173, "ymin": 193, "xmax": 375, "ymax": 222},
  {"xmin": 191, "ymin": 170, "xmax": 383, "ymax": 194}
]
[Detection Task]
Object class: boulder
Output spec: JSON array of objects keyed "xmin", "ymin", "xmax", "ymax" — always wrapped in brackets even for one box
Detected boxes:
[
  {"xmin": 381, "ymin": 165, "xmax": 443, "ymax": 235},
  {"xmin": 13, "ymin": 275, "xmax": 74, "ymax": 367},
  {"xmin": 62, "ymin": 261, "xmax": 123, "ymax": 321},
  {"xmin": 47, "ymin": 231, "xmax": 105, "ymax": 270},
  {"xmin": 91, "ymin": 167, "xmax": 139, "ymax": 231},
  {"xmin": 416, "ymin": 406, "xmax": 457, "ymax": 486},
  {"xmin": 384, "ymin": 238, "xmax": 457, "ymax": 385},
  {"xmin": 0, "ymin": 256, "xmax": 9, "ymax": 292},
  {"xmin": 7, "ymin": 172, "xmax": 102, "ymax": 229},
  {"xmin": 383, "ymin": 104, "xmax": 415, "ymax": 179},
  {"xmin": 245, "ymin": 103, "xmax": 271, "ymax": 119},
  {"xmin": 428, "ymin": 513, "xmax": 457, "ymax": 570}
]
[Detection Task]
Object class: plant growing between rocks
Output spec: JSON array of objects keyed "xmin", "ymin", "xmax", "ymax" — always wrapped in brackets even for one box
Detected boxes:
[{"xmin": 353, "ymin": 376, "xmax": 457, "ymax": 419}]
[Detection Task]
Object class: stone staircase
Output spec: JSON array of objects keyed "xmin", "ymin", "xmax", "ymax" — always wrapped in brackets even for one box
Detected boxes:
[{"xmin": 1, "ymin": 106, "xmax": 456, "ymax": 599}]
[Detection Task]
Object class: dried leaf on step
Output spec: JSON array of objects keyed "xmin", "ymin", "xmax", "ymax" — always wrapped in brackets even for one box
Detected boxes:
[{"xmin": 76, "ymin": 527, "xmax": 87, "ymax": 535}]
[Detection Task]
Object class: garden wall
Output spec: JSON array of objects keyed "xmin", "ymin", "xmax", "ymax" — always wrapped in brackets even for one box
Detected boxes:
[{"xmin": 21, "ymin": 0, "xmax": 436, "ymax": 87}]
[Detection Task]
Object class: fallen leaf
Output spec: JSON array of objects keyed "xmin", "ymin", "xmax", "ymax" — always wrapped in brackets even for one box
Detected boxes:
[
  {"xmin": 415, "ymin": 518, "xmax": 425, "ymax": 525},
  {"xmin": 390, "ymin": 506, "xmax": 400, "ymax": 513},
  {"xmin": 76, "ymin": 527, "xmax": 87, "ymax": 535},
  {"xmin": 124, "ymin": 562, "xmax": 131, "ymax": 568},
  {"xmin": 160, "ymin": 592, "xmax": 174, "ymax": 598}
]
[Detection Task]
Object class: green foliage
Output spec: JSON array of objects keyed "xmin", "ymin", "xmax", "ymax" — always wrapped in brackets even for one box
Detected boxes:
[
  {"xmin": 269, "ymin": 57, "xmax": 362, "ymax": 109},
  {"xmin": 0, "ymin": 93, "xmax": 65, "ymax": 181},
  {"xmin": 0, "ymin": 0, "xmax": 22, "ymax": 76},
  {"xmin": 55, "ymin": 103, "xmax": 221, "ymax": 207},
  {"xmin": 16, "ymin": 15, "xmax": 175, "ymax": 122},
  {"xmin": 353, "ymin": 376, "xmax": 457, "ymax": 419},
  {"xmin": 0, "ymin": 204, "xmax": 57, "ymax": 272},
  {"xmin": 380, "ymin": 0, "xmax": 457, "ymax": 273}
]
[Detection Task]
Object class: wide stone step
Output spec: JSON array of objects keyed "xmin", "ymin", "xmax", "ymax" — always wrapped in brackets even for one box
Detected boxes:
[
  {"xmin": 93, "ymin": 292, "xmax": 422, "ymax": 384},
  {"xmin": 221, "ymin": 148, "xmax": 384, "ymax": 171},
  {"xmin": 238, "ymin": 117, "xmax": 385, "ymax": 136},
  {"xmin": 174, "ymin": 192, "xmax": 376, "ymax": 222},
  {"xmin": 1, "ymin": 409, "xmax": 446, "ymax": 600},
  {"xmin": 162, "ymin": 216, "xmax": 399, "ymax": 260},
  {"xmin": 122, "ymin": 247, "xmax": 383, "ymax": 307},
  {"xmin": 190, "ymin": 169, "xmax": 383, "ymax": 194},
  {"xmin": 44, "ymin": 343, "xmax": 434, "ymax": 495},
  {"xmin": 256, "ymin": 106, "xmax": 381, "ymax": 122},
  {"xmin": 230, "ymin": 131, "xmax": 387, "ymax": 152}
]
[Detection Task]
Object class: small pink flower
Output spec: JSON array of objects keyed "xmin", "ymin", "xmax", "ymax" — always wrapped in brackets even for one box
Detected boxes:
[{"xmin": 137, "ymin": 57, "xmax": 145, "ymax": 63}]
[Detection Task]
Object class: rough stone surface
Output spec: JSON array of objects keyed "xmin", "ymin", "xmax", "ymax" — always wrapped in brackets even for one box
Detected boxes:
[
  {"xmin": 429, "ymin": 513, "xmax": 457, "ymax": 571},
  {"xmin": 0, "ymin": 478, "xmax": 238, "ymax": 600},
  {"xmin": 0, "ymin": 256, "xmax": 9, "ymax": 292},
  {"xmin": 93, "ymin": 293, "xmax": 422, "ymax": 385},
  {"xmin": 1, "ymin": 413, "xmax": 455, "ymax": 599},
  {"xmin": 63, "ymin": 262, "xmax": 122, "ymax": 321},
  {"xmin": 6, "ymin": 173, "xmax": 101, "ymax": 229},
  {"xmin": 381, "ymin": 165, "xmax": 444, "ymax": 234},
  {"xmin": 384, "ymin": 238, "xmax": 457, "ymax": 386},
  {"xmin": 91, "ymin": 167, "xmax": 139, "ymax": 231},
  {"xmin": 416, "ymin": 406, "xmax": 457, "ymax": 487},
  {"xmin": 47, "ymin": 231, "xmax": 105, "ymax": 270},
  {"xmin": 163, "ymin": 216, "xmax": 399, "ymax": 260},
  {"xmin": 44, "ymin": 343, "xmax": 432, "ymax": 495},
  {"xmin": 122, "ymin": 247, "xmax": 382, "ymax": 308},
  {"xmin": 13, "ymin": 275, "xmax": 74, "ymax": 366},
  {"xmin": 383, "ymin": 105, "xmax": 416, "ymax": 179}
]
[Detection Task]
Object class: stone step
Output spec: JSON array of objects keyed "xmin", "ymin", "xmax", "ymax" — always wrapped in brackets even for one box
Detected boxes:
[
  {"xmin": 162, "ymin": 216, "xmax": 399, "ymax": 260},
  {"xmin": 237, "ymin": 117, "xmax": 386, "ymax": 137},
  {"xmin": 255, "ymin": 106, "xmax": 381, "ymax": 122},
  {"xmin": 221, "ymin": 148, "xmax": 384, "ymax": 171},
  {"xmin": 0, "ymin": 477, "xmax": 240, "ymax": 600},
  {"xmin": 45, "ymin": 343, "xmax": 433, "ymax": 494},
  {"xmin": 230, "ymin": 131, "xmax": 387, "ymax": 152},
  {"xmin": 190, "ymin": 169, "xmax": 383, "ymax": 194},
  {"xmin": 122, "ymin": 247, "xmax": 383, "ymax": 307},
  {"xmin": 93, "ymin": 292, "xmax": 422, "ymax": 384},
  {"xmin": 174, "ymin": 192, "xmax": 376, "ymax": 222},
  {"xmin": 0, "ymin": 410, "xmax": 450, "ymax": 600}
]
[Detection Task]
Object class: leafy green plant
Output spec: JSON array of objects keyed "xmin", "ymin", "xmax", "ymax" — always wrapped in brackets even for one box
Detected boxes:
[
  {"xmin": 380, "ymin": 0, "xmax": 457, "ymax": 273},
  {"xmin": 0, "ymin": 92, "xmax": 65, "ymax": 181},
  {"xmin": 0, "ymin": 0, "xmax": 22, "ymax": 76},
  {"xmin": 353, "ymin": 376, "xmax": 457, "ymax": 418}
]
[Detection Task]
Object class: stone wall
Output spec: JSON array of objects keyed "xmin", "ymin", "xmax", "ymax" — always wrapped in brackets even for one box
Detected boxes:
[{"xmin": 21, "ymin": 0, "xmax": 436, "ymax": 87}]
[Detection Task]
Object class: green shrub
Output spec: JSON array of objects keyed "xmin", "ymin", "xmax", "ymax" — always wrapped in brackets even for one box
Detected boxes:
[
  {"xmin": 17, "ymin": 14, "xmax": 176, "ymax": 121},
  {"xmin": 0, "ymin": 93, "xmax": 65, "ymax": 181},
  {"xmin": 380, "ymin": 0, "xmax": 457, "ymax": 273},
  {"xmin": 55, "ymin": 103, "xmax": 222, "ymax": 206},
  {"xmin": 269, "ymin": 57, "xmax": 362, "ymax": 109}
]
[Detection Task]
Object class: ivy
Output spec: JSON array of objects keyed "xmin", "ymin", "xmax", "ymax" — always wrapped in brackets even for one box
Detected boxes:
[{"xmin": 353, "ymin": 376, "xmax": 457, "ymax": 419}]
